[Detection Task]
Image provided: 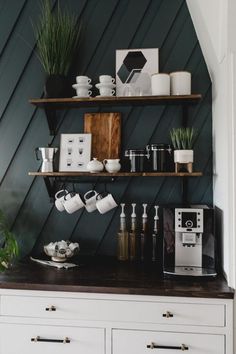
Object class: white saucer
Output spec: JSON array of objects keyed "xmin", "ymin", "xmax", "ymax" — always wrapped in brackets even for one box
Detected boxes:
[
  {"xmin": 72, "ymin": 83, "xmax": 92, "ymax": 89},
  {"xmin": 72, "ymin": 95, "xmax": 91, "ymax": 98},
  {"xmin": 95, "ymin": 82, "xmax": 116, "ymax": 89},
  {"xmin": 95, "ymin": 95, "xmax": 115, "ymax": 98}
]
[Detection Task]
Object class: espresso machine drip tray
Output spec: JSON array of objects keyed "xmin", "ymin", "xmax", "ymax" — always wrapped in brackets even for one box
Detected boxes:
[{"xmin": 164, "ymin": 267, "xmax": 217, "ymax": 277}]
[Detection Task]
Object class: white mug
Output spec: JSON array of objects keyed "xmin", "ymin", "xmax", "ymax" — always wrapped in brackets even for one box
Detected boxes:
[
  {"xmin": 99, "ymin": 88, "xmax": 115, "ymax": 96},
  {"xmin": 151, "ymin": 73, "xmax": 170, "ymax": 95},
  {"xmin": 96, "ymin": 193, "xmax": 118, "ymax": 214},
  {"xmin": 84, "ymin": 190, "xmax": 102, "ymax": 213},
  {"xmin": 75, "ymin": 88, "xmax": 92, "ymax": 97},
  {"xmin": 55, "ymin": 189, "xmax": 70, "ymax": 212},
  {"xmin": 99, "ymin": 75, "xmax": 115, "ymax": 84},
  {"xmin": 170, "ymin": 71, "xmax": 191, "ymax": 95},
  {"xmin": 64, "ymin": 193, "xmax": 85, "ymax": 214},
  {"xmin": 76, "ymin": 75, "xmax": 91, "ymax": 84}
]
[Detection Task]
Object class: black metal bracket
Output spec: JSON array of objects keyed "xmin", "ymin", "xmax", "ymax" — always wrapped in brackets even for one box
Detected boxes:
[{"xmin": 44, "ymin": 107, "xmax": 59, "ymax": 136}]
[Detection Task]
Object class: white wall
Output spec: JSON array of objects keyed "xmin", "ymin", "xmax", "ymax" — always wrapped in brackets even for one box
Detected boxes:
[{"xmin": 187, "ymin": 0, "xmax": 236, "ymax": 289}]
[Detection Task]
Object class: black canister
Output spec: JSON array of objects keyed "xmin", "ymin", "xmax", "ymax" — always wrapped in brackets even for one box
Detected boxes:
[
  {"xmin": 147, "ymin": 144, "xmax": 173, "ymax": 172},
  {"xmin": 125, "ymin": 149, "xmax": 149, "ymax": 172}
]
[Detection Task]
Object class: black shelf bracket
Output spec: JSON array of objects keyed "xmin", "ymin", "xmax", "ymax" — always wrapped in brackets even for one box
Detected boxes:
[{"xmin": 44, "ymin": 107, "xmax": 58, "ymax": 136}]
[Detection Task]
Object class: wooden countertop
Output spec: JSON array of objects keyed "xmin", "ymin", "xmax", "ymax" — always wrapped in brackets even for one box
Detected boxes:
[{"xmin": 0, "ymin": 258, "xmax": 233, "ymax": 299}]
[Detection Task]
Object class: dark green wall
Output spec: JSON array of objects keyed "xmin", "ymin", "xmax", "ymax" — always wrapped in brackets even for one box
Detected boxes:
[{"xmin": 0, "ymin": 0, "xmax": 212, "ymax": 257}]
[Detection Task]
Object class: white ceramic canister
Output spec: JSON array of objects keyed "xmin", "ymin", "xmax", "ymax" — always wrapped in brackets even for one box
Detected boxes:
[
  {"xmin": 87, "ymin": 158, "xmax": 104, "ymax": 173},
  {"xmin": 170, "ymin": 71, "xmax": 191, "ymax": 95},
  {"xmin": 151, "ymin": 73, "xmax": 170, "ymax": 95}
]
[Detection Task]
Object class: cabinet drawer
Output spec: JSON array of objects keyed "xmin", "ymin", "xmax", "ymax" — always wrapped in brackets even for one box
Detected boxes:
[
  {"xmin": 0, "ymin": 323, "xmax": 104, "ymax": 354},
  {"xmin": 1, "ymin": 295, "xmax": 224, "ymax": 327},
  {"xmin": 112, "ymin": 329, "xmax": 224, "ymax": 354}
]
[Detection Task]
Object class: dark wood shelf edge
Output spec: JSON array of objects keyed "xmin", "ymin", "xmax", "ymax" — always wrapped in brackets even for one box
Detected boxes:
[
  {"xmin": 28, "ymin": 172, "xmax": 203, "ymax": 177},
  {"xmin": 29, "ymin": 94, "xmax": 202, "ymax": 108}
]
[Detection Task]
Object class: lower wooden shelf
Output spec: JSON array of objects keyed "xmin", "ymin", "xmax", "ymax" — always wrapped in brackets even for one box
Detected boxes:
[{"xmin": 28, "ymin": 171, "xmax": 203, "ymax": 177}]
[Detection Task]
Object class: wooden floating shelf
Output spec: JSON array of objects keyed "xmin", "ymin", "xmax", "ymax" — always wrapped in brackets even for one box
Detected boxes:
[
  {"xmin": 28, "ymin": 171, "xmax": 203, "ymax": 177},
  {"xmin": 29, "ymin": 94, "xmax": 202, "ymax": 109}
]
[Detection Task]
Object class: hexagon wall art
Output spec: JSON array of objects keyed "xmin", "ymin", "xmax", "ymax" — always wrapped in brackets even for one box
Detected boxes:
[{"xmin": 116, "ymin": 48, "xmax": 159, "ymax": 96}]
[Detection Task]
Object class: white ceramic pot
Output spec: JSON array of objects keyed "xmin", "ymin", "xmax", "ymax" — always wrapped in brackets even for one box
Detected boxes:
[
  {"xmin": 151, "ymin": 73, "xmax": 170, "ymax": 95},
  {"xmin": 174, "ymin": 150, "xmax": 194, "ymax": 163},
  {"xmin": 170, "ymin": 71, "xmax": 191, "ymax": 95},
  {"xmin": 87, "ymin": 158, "xmax": 104, "ymax": 173},
  {"xmin": 103, "ymin": 159, "xmax": 121, "ymax": 173}
]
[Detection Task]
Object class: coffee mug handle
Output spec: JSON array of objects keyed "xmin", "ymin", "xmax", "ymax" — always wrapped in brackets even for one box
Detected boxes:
[
  {"xmin": 111, "ymin": 89, "xmax": 115, "ymax": 96},
  {"xmin": 84, "ymin": 190, "xmax": 97, "ymax": 201},
  {"xmin": 35, "ymin": 147, "xmax": 40, "ymax": 161},
  {"xmin": 55, "ymin": 189, "xmax": 68, "ymax": 199},
  {"xmin": 88, "ymin": 78, "xmax": 92, "ymax": 84},
  {"xmin": 111, "ymin": 78, "xmax": 115, "ymax": 83},
  {"xmin": 103, "ymin": 159, "xmax": 107, "ymax": 166},
  {"xmin": 88, "ymin": 90, "xmax": 92, "ymax": 96}
]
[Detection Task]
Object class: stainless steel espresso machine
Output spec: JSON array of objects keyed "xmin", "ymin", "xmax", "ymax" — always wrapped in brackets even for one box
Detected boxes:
[{"xmin": 163, "ymin": 206, "xmax": 217, "ymax": 277}]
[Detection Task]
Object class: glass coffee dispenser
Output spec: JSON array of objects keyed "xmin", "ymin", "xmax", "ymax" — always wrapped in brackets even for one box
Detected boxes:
[{"xmin": 163, "ymin": 205, "xmax": 217, "ymax": 277}]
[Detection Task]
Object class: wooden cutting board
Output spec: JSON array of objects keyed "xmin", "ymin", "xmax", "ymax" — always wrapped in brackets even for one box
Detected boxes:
[{"xmin": 84, "ymin": 112, "xmax": 121, "ymax": 161}]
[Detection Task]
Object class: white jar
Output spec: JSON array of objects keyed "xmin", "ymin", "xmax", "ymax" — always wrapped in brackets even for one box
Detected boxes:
[
  {"xmin": 87, "ymin": 158, "xmax": 104, "ymax": 173},
  {"xmin": 170, "ymin": 71, "xmax": 191, "ymax": 95},
  {"xmin": 103, "ymin": 159, "xmax": 121, "ymax": 173},
  {"xmin": 151, "ymin": 73, "xmax": 170, "ymax": 95}
]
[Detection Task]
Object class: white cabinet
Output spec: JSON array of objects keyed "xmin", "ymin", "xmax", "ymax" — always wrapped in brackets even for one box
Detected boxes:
[{"xmin": 0, "ymin": 290, "xmax": 233, "ymax": 354}]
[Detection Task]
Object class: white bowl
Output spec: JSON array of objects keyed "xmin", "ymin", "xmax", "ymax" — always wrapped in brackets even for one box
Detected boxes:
[{"xmin": 44, "ymin": 240, "xmax": 79, "ymax": 262}]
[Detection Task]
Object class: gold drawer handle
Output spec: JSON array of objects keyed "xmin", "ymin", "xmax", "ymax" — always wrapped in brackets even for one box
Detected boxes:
[
  {"xmin": 162, "ymin": 311, "xmax": 173, "ymax": 318},
  {"xmin": 147, "ymin": 342, "xmax": 188, "ymax": 351},
  {"xmin": 45, "ymin": 305, "xmax": 56, "ymax": 312},
  {"xmin": 31, "ymin": 336, "xmax": 70, "ymax": 344}
]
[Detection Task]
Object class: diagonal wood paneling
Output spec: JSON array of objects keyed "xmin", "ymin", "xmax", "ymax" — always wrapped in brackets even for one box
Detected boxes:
[{"xmin": 0, "ymin": 0, "xmax": 212, "ymax": 258}]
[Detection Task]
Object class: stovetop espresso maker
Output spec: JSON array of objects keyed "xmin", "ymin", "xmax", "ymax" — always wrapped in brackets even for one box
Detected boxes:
[
  {"xmin": 163, "ymin": 205, "xmax": 217, "ymax": 277},
  {"xmin": 35, "ymin": 147, "xmax": 58, "ymax": 172}
]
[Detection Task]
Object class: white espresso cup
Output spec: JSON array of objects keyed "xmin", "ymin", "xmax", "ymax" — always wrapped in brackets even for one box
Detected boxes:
[
  {"xmin": 55, "ymin": 189, "xmax": 70, "ymax": 212},
  {"xmin": 64, "ymin": 192, "xmax": 85, "ymax": 214},
  {"xmin": 99, "ymin": 87, "xmax": 115, "ymax": 96},
  {"xmin": 99, "ymin": 75, "xmax": 115, "ymax": 84},
  {"xmin": 170, "ymin": 71, "xmax": 191, "ymax": 95},
  {"xmin": 96, "ymin": 193, "xmax": 118, "ymax": 214},
  {"xmin": 151, "ymin": 73, "xmax": 170, "ymax": 95},
  {"xmin": 76, "ymin": 75, "xmax": 91, "ymax": 84},
  {"xmin": 84, "ymin": 190, "xmax": 102, "ymax": 213},
  {"xmin": 75, "ymin": 88, "xmax": 92, "ymax": 97}
]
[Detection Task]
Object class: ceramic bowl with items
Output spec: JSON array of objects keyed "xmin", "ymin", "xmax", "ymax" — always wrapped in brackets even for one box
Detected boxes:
[{"xmin": 44, "ymin": 240, "xmax": 79, "ymax": 262}]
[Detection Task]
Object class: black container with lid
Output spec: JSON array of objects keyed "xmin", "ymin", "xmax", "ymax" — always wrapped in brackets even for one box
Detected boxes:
[
  {"xmin": 125, "ymin": 149, "xmax": 149, "ymax": 172},
  {"xmin": 146, "ymin": 143, "xmax": 173, "ymax": 172}
]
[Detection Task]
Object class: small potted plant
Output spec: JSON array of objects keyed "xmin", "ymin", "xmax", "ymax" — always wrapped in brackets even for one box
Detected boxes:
[
  {"xmin": 33, "ymin": 0, "xmax": 81, "ymax": 98},
  {"xmin": 170, "ymin": 127, "xmax": 196, "ymax": 173},
  {"xmin": 0, "ymin": 210, "xmax": 18, "ymax": 271}
]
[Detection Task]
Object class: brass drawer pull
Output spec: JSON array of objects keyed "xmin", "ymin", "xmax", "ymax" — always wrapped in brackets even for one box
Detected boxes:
[
  {"xmin": 45, "ymin": 305, "xmax": 56, "ymax": 311},
  {"xmin": 31, "ymin": 336, "xmax": 70, "ymax": 344},
  {"xmin": 147, "ymin": 342, "xmax": 188, "ymax": 351},
  {"xmin": 162, "ymin": 311, "xmax": 173, "ymax": 318}
]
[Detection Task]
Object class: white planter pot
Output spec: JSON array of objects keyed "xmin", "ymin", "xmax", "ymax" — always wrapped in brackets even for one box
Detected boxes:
[{"xmin": 174, "ymin": 150, "xmax": 194, "ymax": 163}]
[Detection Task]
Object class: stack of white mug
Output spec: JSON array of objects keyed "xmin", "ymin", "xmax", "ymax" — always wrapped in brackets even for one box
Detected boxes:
[
  {"xmin": 95, "ymin": 75, "xmax": 116, "ymax": 97},
  {"xmin": 72, "ymin": 76, "xmax": 92, "ymax": 98}
]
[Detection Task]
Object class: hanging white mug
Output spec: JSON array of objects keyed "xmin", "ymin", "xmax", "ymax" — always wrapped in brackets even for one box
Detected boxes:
[
  {"xmin": 55, "ymin": 189, "xmax": 70, "ymax": 212},
  {"xmin": 84, "ymin": 190, "xmax": 102, "ymax": 213}
]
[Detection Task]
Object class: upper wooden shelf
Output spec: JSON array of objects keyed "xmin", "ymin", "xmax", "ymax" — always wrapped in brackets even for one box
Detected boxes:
[
  {"xmin": 28, "ymin": 171, "xmax": 203, "ymax": 177},
  {"xmin": 29, "ymin": 94, "xmax": 202, "ymax": 109}
]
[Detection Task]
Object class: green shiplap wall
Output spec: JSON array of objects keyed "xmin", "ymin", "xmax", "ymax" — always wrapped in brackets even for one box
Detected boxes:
[{"xmin": 0, "ymin": 0, "xmax": 212, "ymax": 257}]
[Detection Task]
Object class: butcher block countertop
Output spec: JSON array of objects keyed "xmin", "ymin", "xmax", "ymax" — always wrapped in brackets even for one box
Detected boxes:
[{"xmin": 0, "ymin": 257, "xmax": 233, "ymax": 299}]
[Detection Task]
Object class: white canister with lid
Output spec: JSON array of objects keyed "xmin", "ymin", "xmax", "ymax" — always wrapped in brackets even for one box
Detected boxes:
[
  {"xmin": 170, "ymin": 71, "xmax": 191, "ymax": 95},
  {"xmin": 151, "ymin": 73, "xmax": 170, "ymax": 95}
]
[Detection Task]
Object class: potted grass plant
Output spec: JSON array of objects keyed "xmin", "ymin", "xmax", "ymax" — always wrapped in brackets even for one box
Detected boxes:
[
  {"xmin": 0, "ymin": 210, "xmax": 18, "ymax": 271},
  {"xmin": 170, "ymin": 127, "xmax": 196, "ymax": 173},
  {"xmin": 33, "ymin": 0, "xmax": 81, "ymax": 98}
]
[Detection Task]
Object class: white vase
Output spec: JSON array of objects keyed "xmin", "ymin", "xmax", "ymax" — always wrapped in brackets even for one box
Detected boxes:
[
  {"xmin": 174, "ymin": 150, "xmax": 194, "ymax": 163},
  {"xmin": 87, "ymin": 158, "xmax": 104, "ymax": 173}
]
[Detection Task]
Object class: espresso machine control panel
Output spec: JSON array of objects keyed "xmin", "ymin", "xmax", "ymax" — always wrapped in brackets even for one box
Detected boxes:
[{"xmin": 175, "ymin": 208, "xmax": 203, "ymax": 234}]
